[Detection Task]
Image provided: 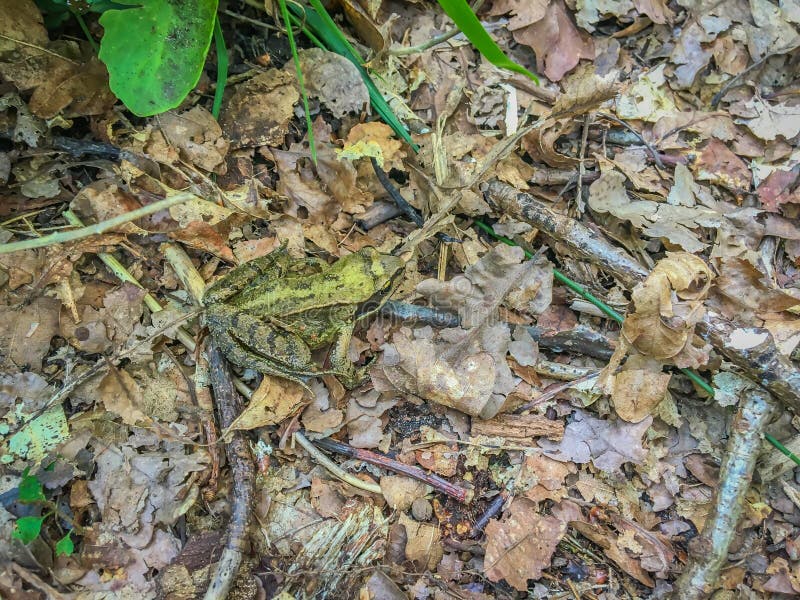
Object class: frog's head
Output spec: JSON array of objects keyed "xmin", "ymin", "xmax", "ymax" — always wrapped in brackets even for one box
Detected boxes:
[{"xmin": 358, "ymin": 247, "xmax": 405, "ymax": 292}]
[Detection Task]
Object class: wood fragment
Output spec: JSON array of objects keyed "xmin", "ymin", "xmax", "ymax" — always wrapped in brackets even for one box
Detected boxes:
[
  {"xmin": 671, "ymin": 387, "xmax": 775, "ymax": 599},
  {"xmin": 471, "ymin": 413, "xmax": 565, "ymax": 441}
]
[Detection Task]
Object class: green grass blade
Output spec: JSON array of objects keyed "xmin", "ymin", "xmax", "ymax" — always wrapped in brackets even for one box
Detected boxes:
[
  {"xmin": 288, "ymin": 2, "xmax": 418, "ymax": 151},
  {"xmin": 436, "ymin": 0, "xmax": 539, "ymax": 84},
  {"xmin": 211, "ymin": 15, "xmax": 228, "ymax": 120},
  {"xmin": 279, "ymin": 0, "xmax": 317, "ymax": 164}
]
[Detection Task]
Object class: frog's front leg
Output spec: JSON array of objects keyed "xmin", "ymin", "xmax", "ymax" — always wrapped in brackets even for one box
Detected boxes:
[
  {"xmin": 203, "ymin": 248, "xmax": 292, "ymax": 305},
  {"xmin": 329, "ymin": 322, "xmax": 370, "ymax": 389}
]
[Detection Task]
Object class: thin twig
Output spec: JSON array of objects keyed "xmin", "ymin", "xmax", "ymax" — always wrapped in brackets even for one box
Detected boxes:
[
  {"xmin": 293, "ymin": 431, "xmax": 382, "ymax": 494},
  {"xmin": 711, "ymin": 44, "xmax": 799, "ymax": 107},
  {"xmin": 313, "ymin": 436, "xmax": 473, "ymax": 503},
  {"xmin": 1, "ymin": 193, "xmax": 197, "ymax": 253},
  {"xmin": 388, "ymin": 0, "xmax": 486, "ymax": 56},
  {"xmin": 0, "ymin": 32, "xmax": 80, "ymax": 64},
  {"xmin": 596, "ymin": 112, "xmax": 664, "ymax": 169},
  {"xmin": 203, "ymin": 343, "xmax": 255, "ymax": 600}
]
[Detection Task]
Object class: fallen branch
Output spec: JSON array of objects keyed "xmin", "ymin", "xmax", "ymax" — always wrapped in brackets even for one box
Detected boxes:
[
  {"xmin": 312, "ymin": 436, "xmax": 473, "ymax": 503},
  {"xmin": 671, "ymin": 387, "xmax": 775, "ymax": 599},
  {"xmin": 526, "ymin": 325, "xmax": 615, "ymax": 361},
  {"xmin": 203, "ymin": 343, "xmax": 254, "ymax": 600},
  {"xmin": 485, "ymin": 181, "xmax": 800, "ymax": 411}
]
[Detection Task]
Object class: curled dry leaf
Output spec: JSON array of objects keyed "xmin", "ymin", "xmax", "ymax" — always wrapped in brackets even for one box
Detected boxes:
[
  {"xmin": 228, "ymin": 375, "xmax": 308, "ymax": 431},
  {"xmin": 484, "ymin": 498, "xmax": 567, "ymax": 591},
  {"xmin": 621, "ymin": 252, "xmax": 714, "ymax": 366},
  {"xmin": 155, "ymin": 106, "xmax": 229, "ymax": 174}
]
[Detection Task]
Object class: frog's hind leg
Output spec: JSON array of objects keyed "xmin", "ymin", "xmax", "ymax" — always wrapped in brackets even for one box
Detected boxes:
[{"xmin": 212, "ymin": 311, "xmax": 325, "ymax": 392}]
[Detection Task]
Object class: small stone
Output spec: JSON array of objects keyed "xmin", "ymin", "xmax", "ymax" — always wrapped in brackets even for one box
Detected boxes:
[{"xmin": 411, "ymin": 497, "xmax": 433, "ymax": 521}]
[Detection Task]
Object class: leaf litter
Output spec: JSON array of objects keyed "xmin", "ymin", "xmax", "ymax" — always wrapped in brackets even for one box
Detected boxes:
[{"xmin": 2, "ymin": 0, "xmax": 800, "ymax": 597}]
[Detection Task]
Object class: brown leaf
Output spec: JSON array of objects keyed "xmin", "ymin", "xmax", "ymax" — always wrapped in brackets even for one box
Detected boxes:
[
  {"xmin": 484, "ymin": 498, "xmax": 567, "ymax": 590},
  {"xmin": 612, "ymin": 365, "xmax": 671, "ymax": 422},
  {"xmin": 757, "ymin": 167, "xmax": 800, "ymax": 212},
  {"xmin": 220, "ymin": 69, "xmax": 299, "ymax": 148},
  {"xmin": 228, "ymin": 375, "xmax": 308, "ymax": 431},
  {"xmin": 0, "ymin": 296, "xmax": 60, "ymax": 372},
  {"xmin": 693, "ymin": 138, "xmax": 752, "ymax": 194},
  {"xmin": 155, "ymin": 106, "xmax": 229, "ymax": 174},
  {"xmin": 296, "ymin": 48, "xmax": 369, "ymax": 118},
  {"xmin": 512, "ymin": 0, "xmax": 594, "ymax": 82},
  {"xmin": 622, "ymin": 252, "xmax": 713, "ymax": 364},
  {"xmin": 538, "ymin": 409, "xmax": 652, "ymax": 472},
  {"xmin": 571, "ymin": 520, "xmax": 655, "ymax": 587}
]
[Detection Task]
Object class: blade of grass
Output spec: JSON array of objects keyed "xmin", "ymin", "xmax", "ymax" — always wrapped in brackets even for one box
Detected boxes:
[
  {"xmin": 278, "ymin": 0, "xmax": 317, "ymax": 164},
  {"xmin": 436, "ymin": 0, "xmax": 539, "ymax": 84},
  {"xmin": 473, "ymin": 219, "xmax": 716, "ymax": 397},
  {"xmin": 765, "ymin": 433, "xmax": 800, "ymax": 467},
  {"xmin": 211, "ymin": 15, "xmax": 228, "ymax": 120},
  {"xmin": 287, "ymin": 1, "xmax": 418, "ymax": 151},
  {"xmin": 71, "ymin": 9, "xmax": 99, "ymax": 53}
]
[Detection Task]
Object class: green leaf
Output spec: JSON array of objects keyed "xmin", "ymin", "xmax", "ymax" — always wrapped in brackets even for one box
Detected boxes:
[
  {"xmin": 435, "ymin": 0, "xmax": 539, "ymax": 84},
  {"xmin": 17, "ymin": 468, "xmax": 45, "ymax": 504},
  {"xmin": 56, "ymin": 531, "xmax": 75, "ymax": 556},
  {"xmin": 98, "ymin": 0, "xmax": 219, "ymax": 116},
  {"xmin": 12, "ymin": 516, "xmax": 45, "ymax": 544}
]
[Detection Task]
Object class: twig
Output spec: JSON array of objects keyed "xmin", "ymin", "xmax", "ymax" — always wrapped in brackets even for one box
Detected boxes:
[
  {"xmin": 203, "ymin": 343, "xmax": 255, "ymax": 600},
  {"xmin": 575, "ymin": 112, "xmax": 592, "ymax": 212},
  {"xmin": 380, "ymin": 300, "xmax": 460, "ymax": 328},
  {"xmin": 387, "ymin": 0, "xmax": 486, "ymax": 56},
  {"xmin": 711, "ymin": 44, "xmax": 799, "ymax": 107},
  {"xmin": 1, "ymin": 193, "xmax": 197, "ymax": 253},
  {"xmin": 535, "ymin": 360, "xmax": 598, "ymax": 381},
  {"xmin": 671, "ymin": 387, "xmax": 775, "ymax": 599},
  {"xmin": 0, "ymin": 33, "xmax": 79, "ymax": 64},
  {"xmin": 470, "ymin": 492, "xmax": 508, "ymax": 537},
  {"xmin": 312, "ymin": 436, "xmax": 473, "ymax": 503},
  {"xmin": 293, "ymin": 431, "xmax": 382, "ymax": 494},
  {"xmin": 596, "ymin": 112, "xmax": 664, "ymax": 169},
  {"xmin": 526, "ymin": 325, "xmax": 615, "ymax": 361},
  {"xmin": 370, "ymin": 157, "xmax": 460, "ymax": 244}
]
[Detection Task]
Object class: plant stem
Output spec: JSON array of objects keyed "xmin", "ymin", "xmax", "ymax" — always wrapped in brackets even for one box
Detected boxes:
[{"xmin": 1, "ymin": 193, "xmax": 196, "ymax": 254}]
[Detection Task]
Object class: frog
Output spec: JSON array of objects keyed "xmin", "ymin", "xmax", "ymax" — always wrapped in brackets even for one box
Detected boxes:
[{"xmin": 203, "ymin": 245, "xmax": 405, "ymax": 391}]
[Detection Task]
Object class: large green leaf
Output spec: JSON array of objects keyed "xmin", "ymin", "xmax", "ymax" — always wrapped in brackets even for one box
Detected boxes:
[{"xmin": 99, "ymin": 0, "xmax": 219, "ymax": 116}]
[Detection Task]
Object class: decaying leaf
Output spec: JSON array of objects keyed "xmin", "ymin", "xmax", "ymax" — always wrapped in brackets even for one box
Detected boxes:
[
  {"xmin": 538, "ymin": 409, "xmax": 652, "ymax": 471},
  {"xmin": 484, "ymin": 498, "xmax": 567, "ymax": 590},
  {"xmin": 621, "ymin": 252, "xmax": 714, "ymax": 366},
  {"xmin": 297, "ymin": 48, "xmax": 370, "ymax": 118},
  {"xmin": 220, "ymin": 69, "xmax": 299, "ymax": 148},
  {"xmin": 228, "ymin": 375, "xmax": 308, "ymax": 431}
]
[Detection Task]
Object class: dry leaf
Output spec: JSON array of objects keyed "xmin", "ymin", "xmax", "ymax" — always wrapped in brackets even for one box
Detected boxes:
[
  {"xmin": 296, "ymin": 48, "xmax": 369, "ymax": 117},
  {"xmin": 621, "ymin": 252, "xmax": 713, "ymax": 365},
  {"xmin": 228, "ymin": 375, "xmax": 307, "ymax": 431},
  {"xmin": 484, "ymin": 498, "xmax": 567, "ymax": 590},
  {"xmin": 538, "ymin": 409, "xmax": 652, "ymax": 472},
  {"xmin": 220, "ymin": 69, "xmax": 299, "ymax": 147}
]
